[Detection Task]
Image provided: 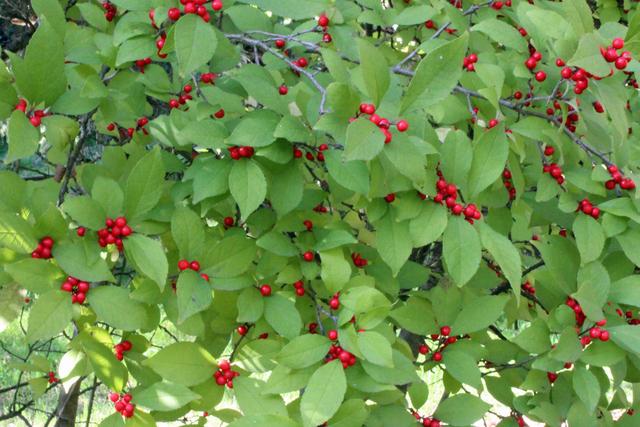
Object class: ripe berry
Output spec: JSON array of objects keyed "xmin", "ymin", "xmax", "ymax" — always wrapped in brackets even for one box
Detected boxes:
[
  {"xmin": 396, "ymin": 120, "xmax": 409, "ymax": 132},
  {"xmin": 328, "ymin": 330, "xmax": 338, "ymax": 340},
  {"xmin": 278, "ymin": 84, "xmax": 288, "ymax": 95},
  {"xmin": 384, "ymin": 193, "xmax": 396, "ymax": 203},
  {"xmin": 168, "ymin": 7, "xmax": 181, "ymax": 20},
  {"xmin": 433, "ymin": 352, "xmax": 442, "ymax": 362},
  {"xmin": 440, "ymin": 326, "xmax": 451, "ymax": 336},
  {"xmin": 488, "ymin": 119, "xmax": 499, "ymax": 128},
  {"xmin": 178, "ymin": 260, "xmax": 190, "ymax": 271},
  {"xmin": 223, "ymin": 217, "xmax": 234, "ymax": 227},
  {"xmin": 322, "ymin": 33, "xmax": 332, "ymax": 43},
  {"xmin": 302, "ymin": 251, "xmax": 315, "ymax": 262},
  {"xmin": 237, "ymin": 325, "xmax": 248, "ymax": 335},
  {"xmin": 190, "ymin": 261, "xmax": 200, "ymax": 271},
  {"xmin": 260, "ymin": 284, "xmax": 272, "ymax": 297},
  {"xmin": 534, "ymin": 71, "xmax": 547, "ymax": 82},
  {"xmin": 318, "ymin": 14, "xmax": 329, "ymax": 27},
  {"xmin": 329, "ymin": 297, "xmax": 340, "ymax": 310},
  {"xmin": 612, "ymin": 37, "xmax": 624, "ymax": 50},
  {"xmin": 212, "ymin": 0, "xmax": 223, "ymax": 11},
  {"xmin": 275, "ymin": 39, "xmax": 285, "ymax": 49},
  {"xmin": 76, "ymin": 227, "xmax": 86, "ymax": 237},
  {"xmin": 544, "ymin": 146, "xmax": 554, "ymax": 156},
  {"xmin": 418, "ymin": 345, "xmax": 429, "ymax": 354}
]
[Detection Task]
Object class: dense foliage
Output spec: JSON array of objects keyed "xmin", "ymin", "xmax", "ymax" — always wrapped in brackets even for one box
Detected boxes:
[{"xmin": 2, "ymin": 0, "xmax": 640, "ymax": 425}]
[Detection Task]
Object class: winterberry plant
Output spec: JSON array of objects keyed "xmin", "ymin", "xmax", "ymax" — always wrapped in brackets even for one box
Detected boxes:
[{"xmin": 1, "ymin": 0, "xmax": 640, "ymax": 426}]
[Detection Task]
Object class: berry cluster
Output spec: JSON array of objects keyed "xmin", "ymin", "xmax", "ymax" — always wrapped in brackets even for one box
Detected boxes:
[
  {"xmin": 462, "ymin": 53, "xmax": 478, "ymax": 72},
  {"xmin": 102, "ymin": 1, "xmax": 117, "ymax": 21},
  {"xmin": 214, "ymin": 360, "xmax": 238, "ymax": 388},
  {"xmin": 228, "ymin": 146, "xmax": 255, "ymax": 160},
  {"xmin": 586, "ymin": 319, "xmax": 610, "ymax": 343},
  {"xmin": 109, "ymin": 392, "xmax": 135, "ymax": 418},
  {"xmin": 169, "ymin": 84, "xmax": 194, "ymax": 109},
  {"xmin": 328, "ymin": 292, "xmax": 340, "ymax": 310},
  {"xmin": 605, "ymin": 165, "xmax": 636, "ymax": 191},
  {"xmin": 259, "ymin": 284, "xmax": 272, "ymax": 297},
  {"xmin": 313, "ymin": 204, "xmax": 329, "ymax": 213},
  {"xmin": 98, "ymin": 217, "xmax": 132, "ymax": 251},
  {"xmin": 351, "ymin": 252, "xmax": 368, "ymax": 268},
  {"xmin": 317, "ymin": 14, "xmax": 332, "ymax": 43},
  {"xmin": 502, "ymin": 168, "xmax": 516, "ymax": 200},
  {"xmin": 294, "ymin": 143, "xmax": 328, "ymax": 162},
  {"xmin": 167, "ymin": 0, "xmax": 222, "ymax": 23},
  {"xmin": 355, "ymin": 103, "xmax": 409, "ymax": 144},
  {"xmin": 425, "ymin": 326, "xmax": 458, "ymax": 362},
  {"xmin": 542, "ymin": 147, "xmax": 565, "ymax": 185},
  {"xmin": 200, "ymin": 72, "xmax": 217, "ymax": 85},
  {"xmin": 114, "ymin": 340, "xmax": 133, "ymax": 361},
  {"xmin": 521, "ymin": 281, "xmax": 536, "ymax": 295},
  {"xmin": 524, "ymin": 50, "xmax": 547, "ymax": 82},
  {"xmin": 434, "ymin": 173, "xmax": 482, "ymax": 223},
  {"xmin": 134, "ymin": 58, "xmax": 151, "ymax": 73},
  {"xmin": 178, "ymin": 259, "xmax": 209, "ymax": 281},
  {"xmin": 600, "ymin": 38, "xmax": 632, "ymax": 70},
  {"xmin": 15, "ymin": 99, "xmax": 49, "ymax": 127},
  {"xmin": 155, "ymin": 33, "xmax": 167, "ymax": 58},
  {"xmin": 417, "ymin": 415, "xmax": 441, "ymax": 427},
  {"xmin": 325, "ymin": 343, "xmax": 357, "ymax": 369},
  {"xmin": 565, "ymin": 297, "xmax": 586, "ymax": 328},
  {"xmin": 31, "ymin": 236, "xmax": 54, "ymax": 259},
  {"xmin": 577, "ymin": 198, "xmax": 600, "ymax": 220},
  {"xmin": 292, "ymin": 280, "xmax": 305, "ymax": 297},
  {"xmin": 618, "ymin": 309, "xmax": 640, "ymax": 325},
  {"xmin": 47, "ymin": 371, "xmax": 59, "ymax": 384},
  {"xmin": 60, "ymin": 276, "xmax": 90, "ymax": 304}
]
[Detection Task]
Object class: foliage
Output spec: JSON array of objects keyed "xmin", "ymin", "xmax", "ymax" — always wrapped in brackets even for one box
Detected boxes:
[{"xmin": 1, "ymin": 0, "xmax": 640, "ymax": 426}]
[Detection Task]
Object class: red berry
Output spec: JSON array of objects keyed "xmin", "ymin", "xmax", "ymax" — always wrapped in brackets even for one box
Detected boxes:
[
  {"xmin": 318, "ymin": 14, "xmax": 329, "ymax": 27},
  {"xmin": 328, "ymin": 330, "xmax": 338, "ymax": 340},
  {"xmin": 613, "ymin": 38, "xmax": 624, "ymax": 50},
  {"xmin": 275, "ymin": 39, "xmax": 285, "ymax": 49},
  {"xmin": 440, "ymin": 326, "xmax": 451, "ymax": 336},
  {"xmin": 396, "ymin": 120, "xmax": 409, "ymax": 132},
  {"xmin": 534, "ymin": 71, "xmax": 547, "ymax": 82},
  {"xmin": 223, "ymin": 217, "xmax": 234, "ymax": 227},
  {"xmin": 260, "ymin": 284, "xmax": 272, "ymax": 297},
  {"xmin": 168, "ymin": 7, "xmax": 181, "ymax": 20},
  {"xmin": 418, "ymin": 345, "xmax": 429, "ymax": 354},
  {"xmin": 178, "ymin": 260, "xmax": 190, "ymax": 271},
  {"xmin": 302, "ymin": 251, "xmax": 314, "ymax": 262},
  {"xmin": 433, "ymin": 352, "xmax": 442, "ymax": 362},
  {"xmin": 237, "ymin": 325, "xmax": 248, "ymax": 335},
  {"xmin": 76, "ymin": 227, "xmax": 86, "ymax": 237},
  {"xmin": 278, "ymin": 84, "xmax": 288, "ymax": 95},
  {"xmin": 544, "ymin": 146, "xmax": 555, "ymax": 156},
  {"xmin": 190, "ymin": 261, "xmax": 200, "ymax": 271},
  {"xmin": 212, "ymin": 0, "xmax": 223, "ymax": 11},
  {"xmin": 488, "ymin": 119, "xmax": 499, "ymax": 128}
]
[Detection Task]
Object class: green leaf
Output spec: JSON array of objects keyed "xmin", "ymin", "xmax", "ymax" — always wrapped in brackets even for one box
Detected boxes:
[
  {"xmin": 434, "ymin": 394, "xmax": 490, "ymax": 426},
  {"xmin": 325, "ymin": 150, "xmax": 370, "ymax": 195},
  {"xmin": 573, "ymin": 215, "xmax": 605, "ymax": 264},
  {"xmin": 443, "ymin": 217, "xmax": 481, "ymax": 286},
  {"xmin": 512, "ymin": 319, "xmax": 550, "ymax": 354},
  {"xmin": 227, "ymin": 111, "xmax": 279, "ymax": 148},
  {"xmin": 174, "ymin": 14, "xmax": 218, "ymax": 75},
  {"xmin": 471, "ymin": 19, "xmax": 527, "ymax": 52},
  {"xmin": 357, "ymin": 331, "xmax": 393, "ymax": 367},
  {"xmin": 31, "ymin": 0, "xmax": 66, "ymax": 37},
  {"xmin": 229, "ymin": 160, "xmax": 267, "ymax": 220},
  {"xmin": 7, "ymin": 110, "xmax": 40, "ymax": 162},
  {"xmin": 563, "ymin": 0, "xmax": 594, "ymax": 36},
  {"xmin": 451, "ymin": 295, "xmax": 508, "ymax": 335},
  {"xmin": 572, "ymin": 261, "xmax": 610, "ymax": 321},
  {"xmin": 443, "ymin": 351, "xmax": 481, "ymax": 389},
  {"xmin": 176, "ymin": 270, "xmax": 212, "ymax": 323},
  {"xmin": 12, "ymin": 21, "xmax": 66, "ymax": 105},
  {"xmin": 26, "ymin": 290, "xmax": 72, "ymax": 343},
  {"xmin": 134, "ymin": 381, "xmax": 200, "ymax": 412},
  {"xmin": 319, "ymin": 248, "xmax": 352, "ymax": 294},
  {"xmin": 234, "ymin": 377, "xmax": 287, "ymax": 417},
  {"xmin": 203, "ymin": 235, "xmax": 256, "ymax": 278},
  {"xmin": 573, "ymin": 366, "xmax": 600, "ymax": 413},
  {"xmin": 361, "ymin": 350, "xmax": 419, "ymax": 385},
  {"xmin": 344, "ymin": 118, "xmax": 385, "ymax": 161},
  {"xmin": 171, "ymin": 207, "xmax": 205, "ymax": 260},
  {"xmin": 609, "ymin": 276, "xmax": 640, "ymax": 307},
  {"xmin": 568, "ymin": 33, "xmax": 610, "ymax": 76},
  {"xmin": 264, "ymin": 294, "xmax": 302, "ymax": 340},
  {"xmin": 390, "ymin": 297, "xmax": 438, "ymax": 335},
  {"xmin": 300, "ymin": 360, "xmax": 347, "ymax": 426},
  {"xmin": 0, "ymin": 210, "xmax": 37, "ymax": 254},
  {"xmin": 236, "ymin": 287, "xmax": 264, "ymax": 323},
  {"xmin": 477, "ymin": 222, "xmax": 522, "ymax": 298},
  {"xmin": 616, "ymin": 227, "xmax": 640, "ymax": 267},
  {"xmin": 62, "ymin": 196, "xmax": 107, "ymax": 230},
  {"xmin": 375, "ymin": 212, "xmax": 412, "ymax": 276},
  {"xmin": 534, "ymin": 236, "xmax": 580, "ymax": 294},
  {"xmin": 270, "ymin": 163, "xmax": 304, "ymax": 216},
  {"xmin": 143, "ymin": 342, "xmax": 216, "ymax": 386},
  {"xmin": 53, "ymin": 240, "xmax": 115, "ymax": 282},
  {"xmin": 124, "ymin": 147, "xmax": 165, "ymax": 220},
  {"xmin": 608, "ymin": 325, "xmax": 640, "ymax": 355},
  {"xmin": 314, "ymin": 230, "xmax": 357, "ymax": 252},
  {"xmin": 90, "ymin": 286, "xmax": 149, "ymax": 331},
  {"xmin": 467, "ymin": 126, "xmax": 508, "ymax": 197},
  {"xmin": 80, "ymin": 333, "xmax": 128, "ymax": 392},
  {"xmin": 402, "ymin": 33, "xmax": 469, "ymax": 113},
  {"xmin": 277, "ymin": 334, "xmax": 332, "ymax": 369},
  {"xmin": 358, "ymin": 39, "xmax": 390, "ymax": 105},
  {"xmin": 124, "ymin": 234, "xmax": 168, "ymax": 291}
]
